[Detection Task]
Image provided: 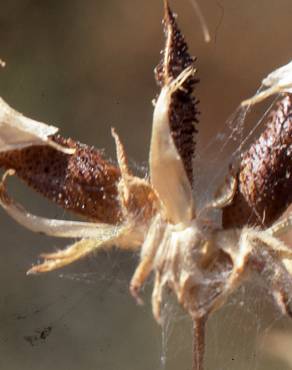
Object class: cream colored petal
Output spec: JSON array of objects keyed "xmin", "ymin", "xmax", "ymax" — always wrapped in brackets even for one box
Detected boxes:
[
  {"xmin": 0, "ymin": 97, "xmax": 74, "ymax": 154},
  {"xmin": 150, "ymin": 69, "xmax": 195, "ymax": 224},
  {"xmin": 241, "ymin": 60, "xmax": 292, "ymax": 106},
  {"xmin": 27, "ymin": 221, "xmax": 142, "ymax": 274},
  {"xmin": 0, "ymin": 187, "xmax": 121, "ymax": 239},
  {"xmin": 27, "ymin": 238, "xmax": 114, "ymax": 274}
]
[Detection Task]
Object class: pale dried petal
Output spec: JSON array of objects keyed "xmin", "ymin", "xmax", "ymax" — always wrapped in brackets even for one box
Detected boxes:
[
  {"xmin": 242, "ymin": 60, "xmax": 292, "ymax": 106},
  {"xmin": 150, "ymin": 71, "xmax": 195, "ymax": 224},
  {"xmin": 0, "ymin": 97, "xmax": 73, "ymax": 153}
]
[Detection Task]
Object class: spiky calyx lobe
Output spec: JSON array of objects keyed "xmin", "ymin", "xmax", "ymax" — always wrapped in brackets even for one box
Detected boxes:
[
  {"xmin": 155, "ymin": 1, "xmax": 199, "ymax": 186},
  {"xmin": 0, "ymin": 135, "xmax": 122, "ymax": 224},
  {"xmin": 223, "ymin": 94, "xmax": 292, "ymax": 228}
]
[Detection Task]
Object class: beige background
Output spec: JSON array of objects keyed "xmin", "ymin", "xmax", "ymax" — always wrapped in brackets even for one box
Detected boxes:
[{"xmin": 0, "ymin": 0, "xmax": 292, "ymax": 369}]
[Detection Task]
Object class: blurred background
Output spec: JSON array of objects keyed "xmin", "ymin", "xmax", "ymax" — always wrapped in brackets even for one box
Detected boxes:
[{"xmin": 0, "ymin": 0, "xmax": 292, "ymax": 369}]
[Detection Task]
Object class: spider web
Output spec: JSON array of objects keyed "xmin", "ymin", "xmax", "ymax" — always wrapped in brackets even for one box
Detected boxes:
[
  {"xmin": 34, "ymin": 94, "xmax": 288, "ymax": 370},
  {"xmin": 148, "ymin": 276, "xmax": 292, "ymax": 370},
  {"xmin": 192, "ymin": 86, "xmax": 277, "ymax": 212},
  {"xmin": 1, "ymin": 91, "xmax": 290, "ymax": 370},
  {"xmin": 155, "ymin": 92, "xmax": 290, "ymax": 370},
  {"xmin": 4, "ymin": 251, "xmax": 291, "ymax": 370},
  {"xmin": 11, "ymin": 92, "xmax": 290, "ymax": 370}
]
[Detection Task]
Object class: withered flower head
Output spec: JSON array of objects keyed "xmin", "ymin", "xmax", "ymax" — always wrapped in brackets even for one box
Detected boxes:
[{"xmin": 0, "ymin": 3, "xmax": 291, "ymax": 370}]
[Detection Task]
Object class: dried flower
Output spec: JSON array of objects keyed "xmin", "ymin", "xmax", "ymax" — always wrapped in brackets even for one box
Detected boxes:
[{"xmin": 0, "ymin": 2, "xmax": 291, "ymax": 370}]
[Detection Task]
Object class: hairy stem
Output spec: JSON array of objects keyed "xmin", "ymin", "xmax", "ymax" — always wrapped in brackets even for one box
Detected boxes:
[{"xmin": 192, "ymin": 316, "xmax": 207, "ymax": 370}]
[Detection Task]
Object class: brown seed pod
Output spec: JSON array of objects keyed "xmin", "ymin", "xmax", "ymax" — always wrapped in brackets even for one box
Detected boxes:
[
  {"xmin": 223, "ymin": 94, "xmax": 292, "ymax": 228},
  {"xmin": 155, "ymin": 0, "xmax": 199, "ymax": 186},
  {"xmin": 0, "ymin": 134, "xmax": 122, "ymax": 224}
]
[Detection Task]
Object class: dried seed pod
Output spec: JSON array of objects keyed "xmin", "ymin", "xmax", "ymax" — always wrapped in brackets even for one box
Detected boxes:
[
  {"xmin": 223, "ymin": 94, "xmax": 292, "ymax": 228},
  {"xmin": 0, "ymin": 134, "xmax": 122, "ymax": 224},
  {"xmin": 154, "ymin": 0, "xmax": 199, "ymax": 186}
]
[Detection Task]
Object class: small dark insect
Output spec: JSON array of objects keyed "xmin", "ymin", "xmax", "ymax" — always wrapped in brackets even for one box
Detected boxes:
[
  {"xmin": 0, "ymin": 1, "xmax": 291, "ymax": 370},
  {"xmin": 24, "ymin": 326, "xmax": 52, "ymax": 347}
]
